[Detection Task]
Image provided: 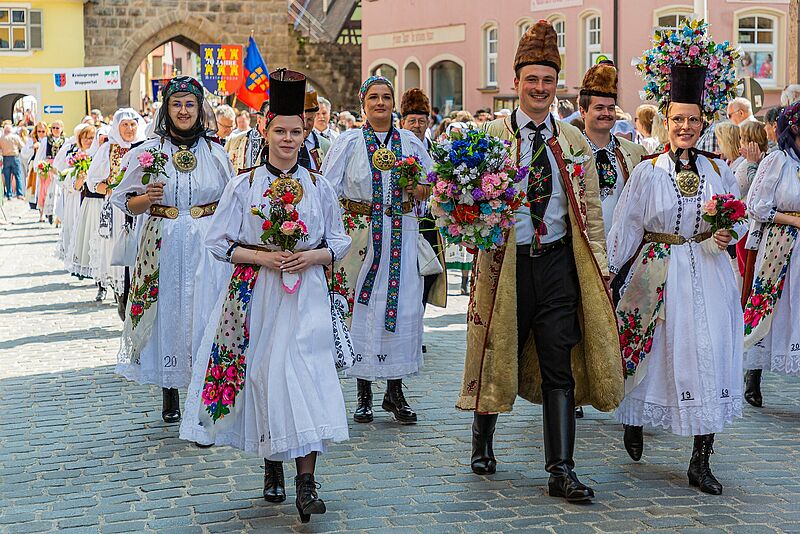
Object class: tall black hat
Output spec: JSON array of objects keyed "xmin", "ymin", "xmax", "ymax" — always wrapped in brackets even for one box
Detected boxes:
[
  {"xmin": 670, "ymin": 64, "xmax": 706, "ymax": 107},
  {"xmin": 268, "ymin": 69, "xmax": 307, "ymax": 117}
]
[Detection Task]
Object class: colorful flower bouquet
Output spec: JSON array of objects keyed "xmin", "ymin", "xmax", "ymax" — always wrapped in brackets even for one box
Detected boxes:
[
  {"xmin": 251, "ymin": 185, "xmax": 309, "ymax": 293},
  {"xmin": 137, "ymin": 148, "xmax": 169, "ymax": 185},
  {"xmin": 36, "ymin": 159, "xmax": 53, "ymax": 177},
  {"xmin": 702, "ymin": 193, "xmax": 747, "ymax": 239},
  {"xmin": 67, "ymin": 151, "xmax": 92, "ymax": 181},
  {"xmin": 395, "ymin": 155, "xmax": 426, "ymax": 189},
  {"xmin": 428, "ymin": 129, "xmax": 528, "ymax": 252}
]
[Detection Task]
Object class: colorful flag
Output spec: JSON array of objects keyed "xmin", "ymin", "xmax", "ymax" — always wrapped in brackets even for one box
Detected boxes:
[
  {"xmin": 236, "ymin": 37, "xmax": 269, "ymax": 111},
  {"xmin": 199, "ymin": 44, "xmax": 244, "ymax": 96}
]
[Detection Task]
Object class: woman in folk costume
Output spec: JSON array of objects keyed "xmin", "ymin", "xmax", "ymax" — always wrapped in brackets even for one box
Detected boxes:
[
  {"xmin": 110, "ymin": 77, "xmax": 233, "ymax": 423},
  {"xmin": 321, "ymin": 76, "xmax": 432, "ymax": 425},
  {"xmin": 741, "ymin": 102, "xmax": 800, "ymax": 405},
  {"xmin": 457, "ymin": 20, "xmax": 622, "ymax": 503},
  {"xmin": 609, "ymin": 20, "xmax": 743, "ymax": 495},
  {"xmin": 34, "ymin": 121, "xmax": 65, "ymax": 223},
  {"xmin": 82, "ymin": 109, "xmax": 145, "ymax": 302},
  {"xmin": 21, "ymin": 121, "xmax": 47, "ymax": 210},
  {"xmin": 180, "ymin": 70, "xmax": 351, "ymax": 523},
  {"xmin": 52, "ymin": 124, "xmax": 96, "ymax": 271}
]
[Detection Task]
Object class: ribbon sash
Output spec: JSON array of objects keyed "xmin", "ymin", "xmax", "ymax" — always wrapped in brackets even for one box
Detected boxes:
[
  {"xmin": 744, "ymin": 223, "xmax": 799, "ymax": 349},
  {"xmin": 199, "ymin": 264, "xmax": 260, "ymax": 424},
  {"xmin": 359, "ymin": 123, "xmax": 403, "ymax": 332}
]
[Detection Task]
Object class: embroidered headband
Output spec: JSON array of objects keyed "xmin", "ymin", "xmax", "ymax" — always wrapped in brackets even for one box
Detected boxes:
[
  {"xmin": 359, "ymin": 75, "xmax": 394, "ymax": 104},
  {"xmin": 162, "ymin": 76, "xmax": 204, "ymax": 101}
]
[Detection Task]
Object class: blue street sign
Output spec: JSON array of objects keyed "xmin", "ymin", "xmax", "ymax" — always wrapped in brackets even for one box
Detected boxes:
[{"xmin": 43, "ymin": 105, "xmax": 64, "ymax": 114}]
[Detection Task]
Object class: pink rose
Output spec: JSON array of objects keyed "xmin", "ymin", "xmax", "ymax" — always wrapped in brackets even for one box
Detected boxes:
[
  {"xmin": 285, "ymin": 203, "xmax": 295, "ymax": 213},
  {"xmin": 210, "ymin": 365, "xmax": 223, "ymax": 380},
  {"xmin": 202, "ymin": 384, "xmax": 220, "ymax": 404},
  {"xmin": 298, "ymin": 221, "xmax": 307, "ymax": 233},
  {"xmin": 703, "ymin": 200, "xmax": 718, "ymax": 216},
  {"xmin": 225, "ymin": 365, "xmax": 238, "ymax": 381},
  {"xmin": 221, "ymin": 385, "xmax": 237, "ymax": 405},
  {"xmin": 688, "ymin": 45, "xmax": 700, "ymax": 57},
  {"xmin": 130, "ymin": 304, "xmax": 143, "ymax": 317},
  {"xmin": 137, "ymin": 151, "xmax": 154, "ymax": 168},
  {"xmin": 280, "ymin": 221, "xmax": 298, "ymax": 235}
]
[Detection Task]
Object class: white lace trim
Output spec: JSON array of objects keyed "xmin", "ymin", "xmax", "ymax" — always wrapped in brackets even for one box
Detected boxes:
[
  {"xmin": 616, "ymin": 396, "xmax": 742, "ymax": 437},
  {"xmin": 744, "ymin": 349, "xmax": 800, "ymax": 376}
]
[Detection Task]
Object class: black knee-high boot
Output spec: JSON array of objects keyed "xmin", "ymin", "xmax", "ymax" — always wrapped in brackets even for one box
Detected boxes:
[
  {"xmin": 744, "ymin": 369, "xmax": 763, "ymax": 407},
  {"xmin": 471, "ymin": 413, "xmax": 498, "ymax": 475},
  {"xmin": 543, "ymin": 389, "xmax": 594, "ymax": 502},
  {"xmin": 161, "ymin": 388, "xmax": 180, "ymax": 423}
]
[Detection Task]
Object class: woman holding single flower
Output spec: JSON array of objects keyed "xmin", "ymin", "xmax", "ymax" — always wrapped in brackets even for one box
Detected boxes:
[
  {"xmin": 608, "ymin": 21, "xmax": 745, "ymax": 495},
  {"xmin": 180, "ymin": 70, "xmax": 351, "ymax": 524},
  {"xmin": 110, "ymin": 77, "xmax": 233, "ymax": 423}
]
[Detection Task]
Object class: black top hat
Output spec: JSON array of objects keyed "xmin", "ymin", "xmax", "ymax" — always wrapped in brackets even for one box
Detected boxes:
[
  {"xmin": 268, "ymin": 69, "xmax": 307, "ymax": 116},
  {"xmin": 670, "ymin": 64, "xmax": 706, "ymax": 106}
]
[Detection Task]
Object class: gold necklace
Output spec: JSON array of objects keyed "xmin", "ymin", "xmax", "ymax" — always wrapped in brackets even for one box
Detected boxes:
[
  {"xmin": 173, "ymin": 145, "xmax": 197, "ymax": 173},
  {"xmin": 371, "ymin": 130, "xmax": 396, "ymax": 172}
]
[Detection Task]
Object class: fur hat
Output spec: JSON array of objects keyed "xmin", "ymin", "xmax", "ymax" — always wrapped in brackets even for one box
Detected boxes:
[
  {"xmin": 580, "ymin": 62, "xmax": 618, "ymax": 100},
  {"xmin": 514, "ymin": 20, "xmax": 561, "ymax": 74},
  {"xmin": 400, "ymin": 88, "xmax": 431, "ymax": 117},
  {"xmin": 304, "ymin": 89, "xmax": 319, "ymax": 113}
]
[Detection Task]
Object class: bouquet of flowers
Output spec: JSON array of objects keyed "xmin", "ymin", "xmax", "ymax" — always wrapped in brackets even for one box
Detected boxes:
[
  {"xmin": 36, "ymin": 159, "xmax": 53, "ymax": 177},
  {"xmin": 67, "ymin": 151, "xmax": 92, "ymax": 181},
  {"xmin": 395, "ymin": 155, "xmax": 426, "ymax": 189},
  {"xmin": 634, "ymin": 19, "xmax": 739, "ymax": 120},
  {"xmin": 428, "ymin": 129, "xmax": 528, "ymax": 252},
  {"xmin": 702, "ymin": 193, "xmax": 747, "ymax": 238},
  {"xmin": 251, "ymin": 184, "xmax": 309, "ymax": 293},
  {"xmin": 137, "ymin": 148, "xmax": 169, "ymax": 185}
]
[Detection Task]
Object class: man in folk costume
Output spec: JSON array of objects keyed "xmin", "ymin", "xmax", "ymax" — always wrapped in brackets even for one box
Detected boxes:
[
  {"xmin": 322, "ymin": 76, "xmax": 433, "ymax": 425},
  {"xmin": 400, "ymin": 88, "xmax": 447, "ymax": 330},
  {"xmin": 457, "ymin": 20, "xmax": 623, "ymax": 503},
  {"xmin": 579, "ymin": 62, "xmax": 646, "ymax": 237},
  {"xmin": 226, "ymin": 103, "xmax": 267, "ymax": 172},
  {"xmin": 299, "ymin": 89, "xmax": 331, "ymax": 172}
]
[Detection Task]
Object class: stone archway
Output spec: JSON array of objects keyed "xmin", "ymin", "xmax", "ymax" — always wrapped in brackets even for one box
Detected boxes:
[{"xmin": 0, "ymin": 93, "xmax": 26, "ymax": 122}]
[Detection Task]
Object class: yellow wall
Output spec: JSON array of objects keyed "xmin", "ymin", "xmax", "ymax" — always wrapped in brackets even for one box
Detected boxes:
[{"xmin": 0, "ymin": 0, "xmax": 86, "ymax": 129}]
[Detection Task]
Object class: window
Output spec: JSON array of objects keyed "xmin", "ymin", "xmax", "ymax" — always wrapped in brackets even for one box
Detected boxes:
[
  {"xmin": 585, "ymin": 15, "xmax": 601, "ymax": 70},
  {"xmin": 657, "ymin": 13, "xmax": 691, "ymax": 32},
  {"xmin": 737, "ymin": 14, "xmax": 777, "ymax": 85},
  {"xmin": 485, "ymin": 27, "xmax": 498, "ymax": 87},
  {"xmin": 0, "ymin": 8, "xmax": 41, "ymax": 51},
  {"xmin": 518, "ymin": 21, "xmax": 532, "ymax": 41},
  {"xmin": 552, "ymin": 18, "xmax": 566, "ymax": 87}
]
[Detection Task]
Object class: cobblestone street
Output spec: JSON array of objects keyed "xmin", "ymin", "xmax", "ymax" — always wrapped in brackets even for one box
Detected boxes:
[{"xmin": 1, "ymin": 198, "xmax": 800, "ymax": 534}]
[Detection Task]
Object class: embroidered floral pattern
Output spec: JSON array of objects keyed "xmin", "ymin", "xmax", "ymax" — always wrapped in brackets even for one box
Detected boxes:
[
  {"xmin": 129, "ymin": 222, "xmax": 162, "ymax": 329},
  {"xmin": 343, "ymin": 211, "xmax": 370, "ymax": 232},
  {"xmin": 201, "ymin": 264, "xmax": 260, "ymax": 423},
  {"xmin": 331, "ymin": 266, "xmax": 355, "ymax": 318}
]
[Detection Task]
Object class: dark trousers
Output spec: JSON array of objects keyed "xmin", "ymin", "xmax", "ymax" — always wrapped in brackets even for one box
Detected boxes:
[{"xmin": 516, "ymin": 243, "xmax": 581, "ymax": 393}]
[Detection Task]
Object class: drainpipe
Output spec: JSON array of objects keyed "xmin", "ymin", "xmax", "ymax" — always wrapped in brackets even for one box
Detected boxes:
[{"xmin": 613, "ymin": 0, "xmax": 618, "ymax": 66}]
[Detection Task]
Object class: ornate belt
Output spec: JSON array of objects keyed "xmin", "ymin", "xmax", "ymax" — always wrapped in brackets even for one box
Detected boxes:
[
  {"xmin": 341, "ymin": 198, "xmax": 413, "ymax": 217},
  {"xmin": 238, "ymin": 243, "xmax": 272, "ymax": 252},
  {"xmin": 782, "ymin": 211, "xmax": 800, "ymax": 217},
  {"xmin": 150, "ymin": 202, "xmax": 218, "ymax": 220},
  {"xmin": 643, "ymin": 231, "xmax": 713, "ymax": 245}
]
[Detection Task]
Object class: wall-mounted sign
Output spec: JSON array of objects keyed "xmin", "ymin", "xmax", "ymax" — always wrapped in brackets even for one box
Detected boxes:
[
  {"xmin": 367, "ymin": 24, "xmax": 466, "ymax": 50},
  {"xmin": 43, "ymin": 105, "xmax": 63, "ymax": 114},
  {"xmin": 54, "ymin": 66, "xmax": 121, "ymax": 92},
  {"xmin": 530, "ymin": 0, "xmax": 583, "ymax": 10}
]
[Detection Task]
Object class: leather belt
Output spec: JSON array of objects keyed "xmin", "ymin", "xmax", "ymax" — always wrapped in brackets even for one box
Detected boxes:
[
  {"xmin": 341, "ymin": 198, "xmax": 413, "ymax": 217},
  {"xmin": 238, "ymin": 243, "xmax": 272, "ymax": 252},
  {"xmin": 84, "ymin": 191, "xmax": 105, "ymax": 199},
  {"xmin": 150, "ymin": 202, "xmax": 218, "ymax": 220},
  {"xmin": 643, "ymin": 231, "xmax": 712, "ymax": 245},
  {"xmin": 517, "ymin": 236, "xmax": 570, "ymax": 258}
]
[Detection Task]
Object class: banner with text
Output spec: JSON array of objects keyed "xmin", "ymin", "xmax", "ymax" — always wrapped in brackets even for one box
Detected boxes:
[
  {"xmin": 54, "ymin": 66, "xmax": 121, "ymax": 92},
  {"xmin": 200, "ymin": 44, "xmax": 244, "ymax": 96}
]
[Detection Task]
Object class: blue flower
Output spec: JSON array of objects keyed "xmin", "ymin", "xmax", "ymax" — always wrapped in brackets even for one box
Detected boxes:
[{"xmin": 479, "ymin": 202, "xmax": 492, "ymax": 215}]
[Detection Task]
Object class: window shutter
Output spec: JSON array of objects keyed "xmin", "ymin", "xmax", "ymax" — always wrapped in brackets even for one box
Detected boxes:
[{"xmin": 29, "ymin": 9, "xmax": 42, "ymax": 50}]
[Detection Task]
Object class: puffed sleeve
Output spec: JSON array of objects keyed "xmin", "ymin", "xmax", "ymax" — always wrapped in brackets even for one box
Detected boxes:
[
  {"xmin": 33, "ymin": 138, "xmax": 46, "ymax": 163},
  {"xmin": 52, "ymin": 142, "xmax": 73, "ymax": 173},
  {"xmin": 608, "ymin": 160, "xmax": 651, "ymax": 274},
  {"xmin": 20, "ymin": 137, "xmax": 36, "ymax": 166},
  {"xmin": 320, "ymin": 129, "xmax": 359, "ymax": 196},
  {"xmin": 747, "ymin": 150, "xmax": 787, "ymax": 223},
  {"xmin": 575, "ymin": 134, "xmax": 609, "ymax": 275},
  {"xmin": 109, "ymin": 144, "xmax": 150, "ymax": 214},
  {"xmin": 317, "ymin": 175, "xmax": 352, "ymax": 262},
  {"xmin": 204, "ymin": 173, "xmax": 250, "ymax": 262},
  {"xmin": 86, "ymin": 143, "xmax": 111, "ymax": 193},
  {"xmin": 735, "ymin": 161, "xmax": 758, "ymax": 199}
]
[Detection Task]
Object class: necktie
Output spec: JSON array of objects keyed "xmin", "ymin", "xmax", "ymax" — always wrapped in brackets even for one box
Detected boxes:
[
  {"xmin": 595, "ymin": 148, "xmax": 617, "ymax": 191},
  {"xmin": 298, "ymin": 144, "xmax": 312, "ymax": 170},
  {"xmin": 526, "ymin": 121, "xmax": 553, "ymax": 247}
]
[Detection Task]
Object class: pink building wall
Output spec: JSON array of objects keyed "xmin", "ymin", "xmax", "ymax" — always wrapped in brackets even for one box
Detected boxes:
[{"xmin": 362, "ymin": 0, "xmax": 790, "ymax": 116}]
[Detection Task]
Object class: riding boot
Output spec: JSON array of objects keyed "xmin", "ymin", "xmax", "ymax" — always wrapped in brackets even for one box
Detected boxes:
[
  {"xmin": 382, "ymin": 379, "xmax": 417, "ymax": 424},
  {"xmin": 687, "ymin": 434, "xmax": 723, "ymax": 495},
  {"xmin": 353, "ymin": 379, "xmax": 373, "ymax": 423},
  {"xmin": 263, "ymin": 459, "xmax": 286, "ymax": 503},
  {"xmin": 744, "ymin": 369, "xmax": 763, "ymax": 407},
  {"xmin": 295, "ymin": 473, "xmax": 326, "ymax": 523},
  {"xmin": 471, "ymin": 413, "xmax": 498, "ymax": 475},
  {"xmin": 623, "ymin": 424, "xmax": 644, "ymax": 461},
  {"xmin": 542, "ymin": 389, "xmax": 594, "ymax": 503},
  {"xmin": 161, "ymin": 387, "xmax": 181, "ymax": 423}
]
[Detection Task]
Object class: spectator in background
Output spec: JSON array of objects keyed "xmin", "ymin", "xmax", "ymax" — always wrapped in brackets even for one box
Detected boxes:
[
  {"xmin": 314, "ymin": 96, "xmax": 339, "ymax": 141},
  {"xmin": 432, "ymin": 106, "xmax": 442, "ymax": 125},
  {"xmin": 763, "ymin": 106, "xmax": 781, "ymax": 152},
  {"xmin": 715, "ymin": 121, "xmax": 744, "ymax": 172},
  {"xmin": 233, "ymin": 110, "xmax": 250, "ymax": 136},
  {"xmin": 474, "ymin": 108, "xmax": 490, "ymax": 126},
  {"xmin": 780, "ymin": 84, "xmax": 800, "ymax": 106},
  {"xmin": 736, "ymin": 120, "xmax": 769, "ymax": 199},
  {"xmin": 557, "ymin": 99, "xmax": 576, "ymax": 121},
  {"xmin": 214, "ymin": 104, "xmax": 236, "ymax": 142},
  {"xmin": 0, "ymin": 124, "xmax": 25, "ymax": 199},
  {"xmin": 726, "ymin": 97, "xmax": 758, "ymax": 126},
  {"xmin": 90, "ymin": 109, "xmax": 105, "ymax": 127},
  {"xmin": 651, "ymin": 113, "xmax": 669, "ymax": 153},
  {"xmin": 634, "ymin": 104, "xmax": 659, "ymax": 154},
  {"xmin": 337, "ymin": 111, "xmax": 356, "ymax": 131}
]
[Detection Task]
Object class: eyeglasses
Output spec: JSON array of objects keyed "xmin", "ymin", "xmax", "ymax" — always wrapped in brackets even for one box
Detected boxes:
[
  {"xmin": 726, "ymin": 109, "xmax": 742, "ymax": 119},
  {"xmin": 669, "ymin": 115, "xmax": 703, "ymax": 128}
]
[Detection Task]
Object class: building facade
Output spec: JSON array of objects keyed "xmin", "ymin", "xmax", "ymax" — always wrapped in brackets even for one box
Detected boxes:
[
  {"xmin": 362, "ymin": 0, "xmax": 792, "ymax": 115},
  {"xmin": 0, "ymin": 0, "xmax": 86, "ymax": 128}
]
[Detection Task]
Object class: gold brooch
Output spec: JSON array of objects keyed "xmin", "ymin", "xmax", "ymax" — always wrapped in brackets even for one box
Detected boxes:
[
  {"xmin": 173, "ymin": 146, "xmax": 197, "ymax": 173},
  {"xmin": 676, "ymin": 169, "xmax": 700, "ymax": 197},
  {"xmin": 270, "ymin": 174, "xmax": 304, "ymax": 204},
  {"xmin": 372, "ymin": 146, "xmax": 396, "ymax": 172}
]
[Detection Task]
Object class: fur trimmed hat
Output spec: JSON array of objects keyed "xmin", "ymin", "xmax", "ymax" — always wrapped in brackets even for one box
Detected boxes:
[
  {"xmin": 580, "ymin": 62, "xmax": 618, "ymax": 100},
  {"xmin": 514, "ymin": 20, "xmax": 561, "ymax": 74},
  {"xmin": 400, "ymin": 88, "xmax": 431, "ymax": 117},
  {"xmin": 304, "ymin": 89, "xmax": 319, "ymax": 112}
]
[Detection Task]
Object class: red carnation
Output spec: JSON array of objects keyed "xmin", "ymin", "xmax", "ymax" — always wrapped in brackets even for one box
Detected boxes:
[
  {"xmin": 262, "ymin": 220, "xmax": 272, "ymax": 231},
  {"xmin": 281, "ymin": 192, "xmax": 295, "ymax": 204}
]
